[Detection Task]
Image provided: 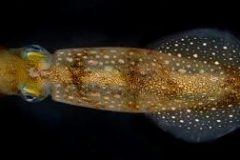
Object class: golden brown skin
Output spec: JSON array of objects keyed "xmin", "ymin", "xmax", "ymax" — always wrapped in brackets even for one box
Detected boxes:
[
  {"xmin": 0, "ymin": 48, "xmax": 37, "ymax": 95},
  {"xmin": 2, "ymin": 29, "xmax": 240, "ymax": 143},
  {"xmin": 0, "ymin": 47, "xmax": 239, "ymax": 113},
  {"xmin": 0, "ymin": 47, "xmax": 50, "ymax": 98},
  {"xmin": 48, "ymin": 48, "xmax": 240, "ymax": 113}
]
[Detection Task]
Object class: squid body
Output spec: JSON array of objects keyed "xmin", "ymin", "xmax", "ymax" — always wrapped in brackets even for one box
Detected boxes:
[{"xmin": 1, "ymin": 29, "xmax": 240, "ymax": 142}]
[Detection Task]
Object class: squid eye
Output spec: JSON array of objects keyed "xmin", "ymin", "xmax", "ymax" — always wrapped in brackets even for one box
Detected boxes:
[
  {"xmin": 22, "ymin": 94, "xmax": 39, "ymax": 103},
  {"xmin": 20, "ymin": 83, "xmax": 50, "ymax": 103},
  {"xmin": 21, "ymin": 45, "xmax": 48, "ymax": 59},
  {"xmin": 23, "ymin": 44, "xmax": 47, "ymax": 53},
  {"xmin": 25, "ymin": 45, "xmax": 45, "ymax": 52},
  {"xmin": 21, "ymin": 44, "xmax": 52, "ymax": 69}
]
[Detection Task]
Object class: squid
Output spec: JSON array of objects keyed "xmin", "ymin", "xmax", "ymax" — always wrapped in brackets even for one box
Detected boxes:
[{"xmin": 1, "ymin": 29, "xmax": 240, "ymax": 142}]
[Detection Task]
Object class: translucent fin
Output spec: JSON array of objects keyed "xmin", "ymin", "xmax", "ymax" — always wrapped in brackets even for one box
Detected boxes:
[
  {"xmin": 148, "ymin": 29, "xmax": 240, "ymax": 68},
  {"xmin": 146, "ymin": 29, "xmax": 240, "ymax": 142},
  {"xmin": 148, "ymin": 106, "xmax": 240, "ymax": 142}
]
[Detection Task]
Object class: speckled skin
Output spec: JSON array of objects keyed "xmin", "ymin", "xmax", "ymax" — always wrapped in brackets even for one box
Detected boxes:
[
  {"xmin": 2, "ymin": 29, "xmax": 240, "ymax": 142},
  {"xmin": 47, "ymin": 48, "xmax": 240, "ymax": 113},
  {"xmin": 0, "ymin": 47, "xmax": 239, "ymax": 113}
]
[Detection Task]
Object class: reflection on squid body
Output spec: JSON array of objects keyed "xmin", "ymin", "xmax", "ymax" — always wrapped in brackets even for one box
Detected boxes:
[{"xmin": 0, "ymin": 29, "xmax": 240, "ymax": 142}]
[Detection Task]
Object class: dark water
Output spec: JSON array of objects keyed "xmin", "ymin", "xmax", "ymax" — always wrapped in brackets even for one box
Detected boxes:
[{"xmin": 0, "ymin": 0, "xmax": 239, "ymax": 159}]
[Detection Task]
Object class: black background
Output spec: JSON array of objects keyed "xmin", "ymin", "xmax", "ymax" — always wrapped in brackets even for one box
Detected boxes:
[{"xmin": 0, "ymin": 0, "xmax": 239, "ymax": 159}]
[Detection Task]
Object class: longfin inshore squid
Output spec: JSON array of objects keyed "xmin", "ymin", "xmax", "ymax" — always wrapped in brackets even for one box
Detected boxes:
[{"xmin": 1, "ymin": 29, "xmax": 240, "ymax": 142}]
